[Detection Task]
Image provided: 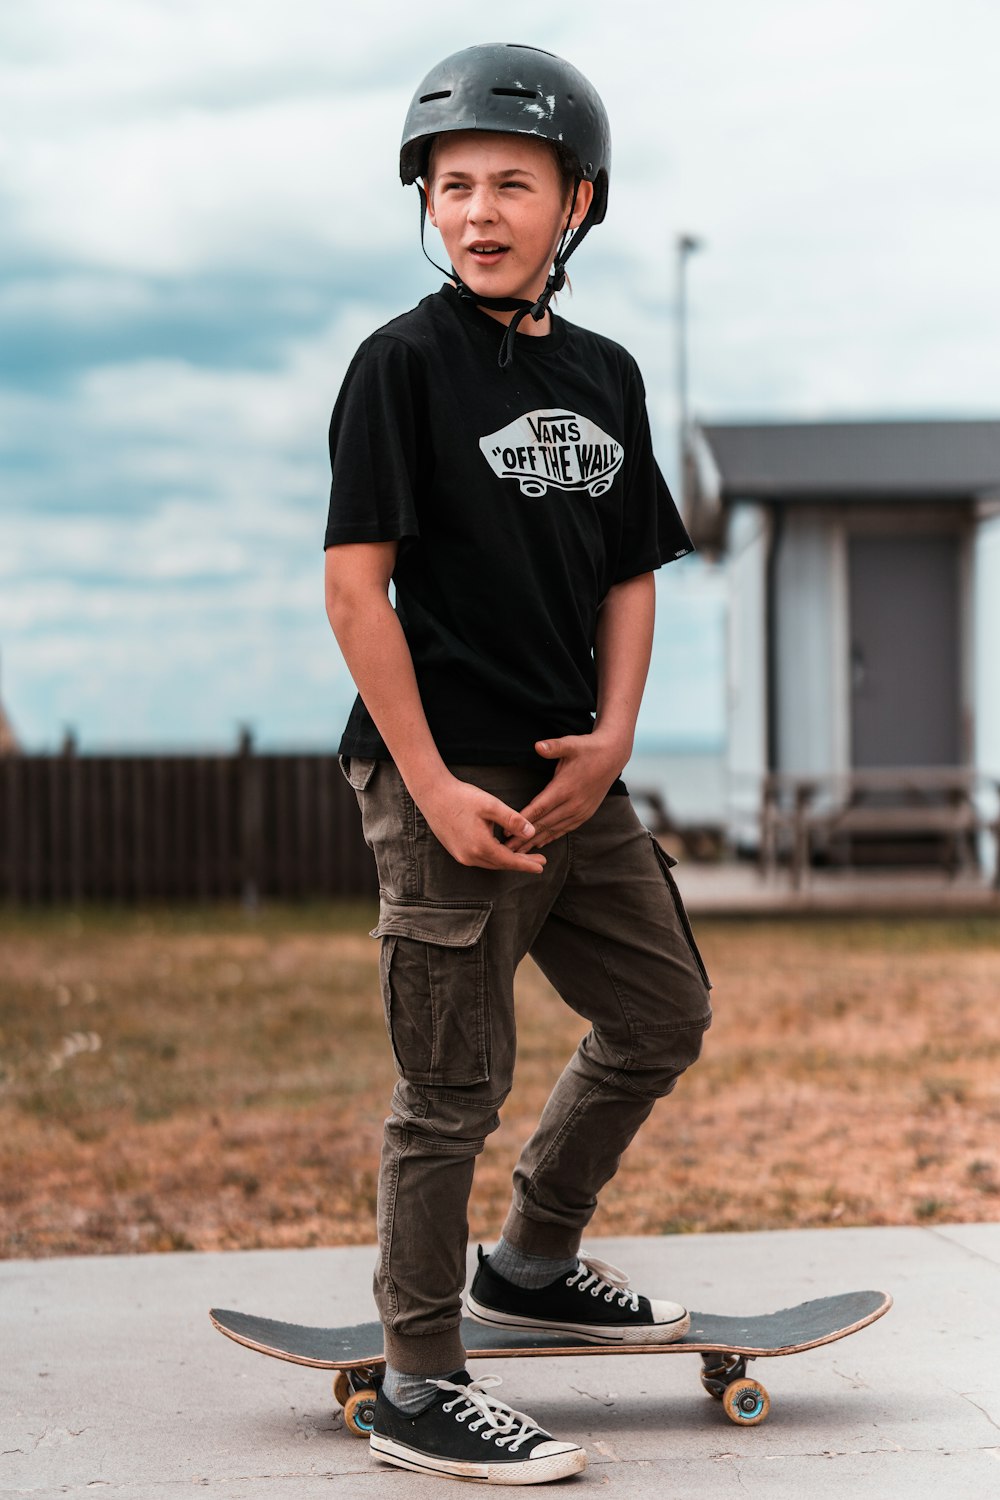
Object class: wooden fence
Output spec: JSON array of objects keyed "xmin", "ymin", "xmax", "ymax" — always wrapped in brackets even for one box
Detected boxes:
[{"xmin": 0, "ymin": 735, "xmax": 377, "ymax": 905}]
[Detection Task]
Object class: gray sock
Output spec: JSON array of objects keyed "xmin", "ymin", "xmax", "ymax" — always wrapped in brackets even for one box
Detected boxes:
[
  {"xmin": 488, "ymin": 1235, "xmax": 579, "ymax": 1290},
  {"xmin": 381, "ymin": 1365, "xmax": 445, "ymax": 1416}
]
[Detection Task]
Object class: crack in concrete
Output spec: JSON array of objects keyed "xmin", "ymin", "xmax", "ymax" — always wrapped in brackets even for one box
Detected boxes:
[
  {"xmin": 700, "ymin": 1452, "xmax": 750, "ymax": 1491},
  {"xmin": 954, "ymin": 1390, "xmax": 1000, "ymax": 1434},
  {"xmin": 570, "ymin": 1385, "xmax": 616, "ymax": 1407},
  {"xmin": 27, "ymin": 1425, "xmax": 89, "ymax": 1450},
  {"xmin": 831, "ymin": 1361, "xmax": 870, "ymax": 1391},
  {"xmin": 927, "ymin": 1226, "xmax": 1000, "ymax": 1270},
  {"xmin": 745, "ymin": 1443, "xmax": 1000, "ymax": 1460}
]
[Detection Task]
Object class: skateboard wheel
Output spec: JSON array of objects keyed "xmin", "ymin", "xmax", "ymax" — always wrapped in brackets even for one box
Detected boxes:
[
  {"xmin": 333, "ymin": 1370, "xmax": 351, "ymax": 1409},
  {"xmin": 722, "ymin": 1378, "xmax": 770, "ymax": 1426},
  {"xmin": 343, "ymin": 1388, "xmax": 378, "ymax": 1438}
]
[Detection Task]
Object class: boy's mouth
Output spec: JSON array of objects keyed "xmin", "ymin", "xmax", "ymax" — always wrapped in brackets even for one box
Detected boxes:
[{"xmin": 467, "ymin": 242, "xmax": 508, "ymax": 260}]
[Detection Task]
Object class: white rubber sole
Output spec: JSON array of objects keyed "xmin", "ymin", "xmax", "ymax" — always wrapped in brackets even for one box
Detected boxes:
[
  {"xmin": 466, "ymin": 1295, "xmax": 691, "ymax": 1345},
  {"xmin": 370, "ymin": 1432, "xmax": 587, "ymax": 1485}
]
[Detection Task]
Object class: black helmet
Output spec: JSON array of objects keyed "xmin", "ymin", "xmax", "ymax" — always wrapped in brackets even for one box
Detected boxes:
[
  {"xmin": 400, "ymin": 42, "xmax": 610, "ymax": 224},
  {"xmin": 402, "ymin": 43, "xmax": 611, "ymax": 367}
]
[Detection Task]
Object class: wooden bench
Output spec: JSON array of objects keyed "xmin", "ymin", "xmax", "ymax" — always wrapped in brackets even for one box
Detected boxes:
[
  {"xmin": 630, "ymin": 786, "xmax": 724, "ymax": 862},
  {"xmin": 760, "ymin": 769, "xmax": 1000, "ymax": 889}
]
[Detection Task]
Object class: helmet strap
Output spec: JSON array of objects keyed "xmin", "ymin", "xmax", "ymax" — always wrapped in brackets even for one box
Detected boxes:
[{"xmin": 415, "ymin": 179, "xmax": 593, "ymax": 369}]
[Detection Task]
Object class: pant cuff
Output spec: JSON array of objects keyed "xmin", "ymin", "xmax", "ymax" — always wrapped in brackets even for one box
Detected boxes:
[
  {"xmin": 500, "ymin": 1203, "xmax": 583, "ymax": 1261},
  {"xmin": 382, "ymin": 1323, "xmax": 467, "ymax": 1377}
]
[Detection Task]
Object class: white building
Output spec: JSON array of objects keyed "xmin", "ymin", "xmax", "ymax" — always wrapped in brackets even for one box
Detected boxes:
[{"xmin": 685, "ymin": 418, "xmax": 1000, "ymax": 852}]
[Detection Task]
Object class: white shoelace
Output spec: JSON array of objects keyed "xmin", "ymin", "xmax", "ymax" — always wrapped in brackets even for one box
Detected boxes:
[
  {"xmin": 566, "ymin": 1254, "xmax": 641, "ymax": 1311},
  {"xmin": 433, "ymin": 1374, "xmax": 546, "ymax": 1452}
]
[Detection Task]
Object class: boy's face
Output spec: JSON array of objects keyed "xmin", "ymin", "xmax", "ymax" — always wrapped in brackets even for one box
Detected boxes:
[{"xmin": 425, "ymin": 132, "xmax": 593, "ymax": 313}]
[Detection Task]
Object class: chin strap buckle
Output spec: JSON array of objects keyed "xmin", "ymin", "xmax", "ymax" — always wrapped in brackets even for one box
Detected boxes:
[{"xmin": 497, "ymin": 268, "xmax": 565, "ymax": 367}]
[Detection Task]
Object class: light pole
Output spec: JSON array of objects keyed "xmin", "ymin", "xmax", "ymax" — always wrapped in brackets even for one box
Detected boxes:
[{"xmin": 676, "ymin": 232, "xmax": 703, "ymax": 527}]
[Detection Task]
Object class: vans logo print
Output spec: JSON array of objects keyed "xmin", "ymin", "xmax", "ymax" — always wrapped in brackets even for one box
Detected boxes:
[{"xmin": 479, "ymin": 409, "xmax": 624, "ymax": 498}]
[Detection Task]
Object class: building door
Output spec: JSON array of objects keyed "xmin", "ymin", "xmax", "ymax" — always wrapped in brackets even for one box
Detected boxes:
[{"xmin": 848, "ymin": 533, "xmax": 961, "ymax": 767}]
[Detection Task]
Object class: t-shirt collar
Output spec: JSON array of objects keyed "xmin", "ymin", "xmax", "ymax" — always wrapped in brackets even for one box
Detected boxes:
[{"xmin": 438, "ymin": 282, "xmax": 568, "ymax": 355}]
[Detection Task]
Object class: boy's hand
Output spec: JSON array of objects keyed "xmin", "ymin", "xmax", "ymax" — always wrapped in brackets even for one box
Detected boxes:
[
  {"xmin": 506, "ymin": 732, "xmax": 628, "ymax": 851},
  {"xmin": 415, "ymin": 774, "xmax": 547, "ymax": 874}
]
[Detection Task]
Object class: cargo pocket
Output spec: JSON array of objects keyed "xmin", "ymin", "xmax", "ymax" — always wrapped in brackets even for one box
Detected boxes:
[
  {"xmin": 371, "ymin": 894, "xmax": 494, "ymax": 1087},
  {"xmin": 648, "ymin": 836, "xmax": 712, "ymax": 991},
  {"xmin": 338, "ymin": 755, "xmax": 377, "ymax": 792}
]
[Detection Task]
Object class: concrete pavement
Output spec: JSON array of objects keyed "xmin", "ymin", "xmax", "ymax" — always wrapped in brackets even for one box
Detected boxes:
[
  {"xmin": 675, "ymin": 862, "xmax": 1000, "ymax": 918},
  {"xmin": 3, "ymin": 1224, "xmax": 1000, "ymax": 1498}
]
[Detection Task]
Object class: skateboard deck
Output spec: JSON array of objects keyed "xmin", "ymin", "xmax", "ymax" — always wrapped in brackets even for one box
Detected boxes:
[{"xmin": 210, "ymin": 1289, "xmax": 891, "ymax": 1430}]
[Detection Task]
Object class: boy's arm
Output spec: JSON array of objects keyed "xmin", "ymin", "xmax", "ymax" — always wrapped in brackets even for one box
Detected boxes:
[
  {"xmin": 325, "ymin": 542, "xmax": 545, "ymax": 873},
  {"xmin": 507, "ymin": 571, "xmax": 655, "ymax": 851}
]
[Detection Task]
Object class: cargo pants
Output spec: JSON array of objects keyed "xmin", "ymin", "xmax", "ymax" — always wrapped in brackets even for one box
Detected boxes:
[{"xmin": 341, "ymin": 756, "xmax": 713, "ymax": 1376}]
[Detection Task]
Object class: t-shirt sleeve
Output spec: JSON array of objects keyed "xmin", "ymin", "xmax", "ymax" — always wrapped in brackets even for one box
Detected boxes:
[
  {"xmin": 613, "ymin": 357, "xmax": 695, "ymax": 583},
  {"xmin": 324, "ymin": 333, "xmax": 425, "ymax": 548}
]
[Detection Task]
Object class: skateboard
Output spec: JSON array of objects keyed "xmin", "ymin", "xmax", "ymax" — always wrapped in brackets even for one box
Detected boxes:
[{"xmin": 210, "ymin": 1288, "xmax": 891, "ymax": 1432}]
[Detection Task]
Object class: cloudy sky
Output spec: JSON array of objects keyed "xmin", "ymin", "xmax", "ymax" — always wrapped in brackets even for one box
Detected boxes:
[{"xmin": 2, "ymin": 0, "xmax": 997, "ymax": 752}]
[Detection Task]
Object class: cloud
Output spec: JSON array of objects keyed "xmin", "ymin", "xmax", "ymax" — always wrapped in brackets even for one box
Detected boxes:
[
  {"xmin": 1, "ymin": 296, "xmax": 389, "ymax": 506},
  {"xmin": 1, "ymin": 95, "xmax": 408, "ymax": 276},
  {"xmin": 0, "ymin": 297, "xmax": 391, "ymax": 747},
  {"xmin": 2, "ymin": 0, "xmax": 998, "ymax": 752}
]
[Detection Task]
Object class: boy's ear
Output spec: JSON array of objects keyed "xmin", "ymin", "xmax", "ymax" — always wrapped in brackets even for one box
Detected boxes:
[
  {"xmin": 422, "ymin": 179, "xmax": 437, "ymax": 227},
  {"xmin": 569, "ymin": 178, "xmax": 594, "ymax": 230}
]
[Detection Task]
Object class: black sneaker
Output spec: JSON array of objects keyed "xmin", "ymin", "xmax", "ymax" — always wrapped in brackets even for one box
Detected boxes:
[
  {"xmin": 467, "ymin": 1247, "xmax": 691, "ymax": 1345},
  {"xmin": 370, "ymin": 1370, "xmax": 586, "ymax": 1485}
]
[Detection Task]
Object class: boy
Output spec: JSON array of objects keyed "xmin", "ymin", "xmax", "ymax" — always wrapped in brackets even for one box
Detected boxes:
[{"xmin": 324, "ymin": 42, "xmax": 712, "ymax": 1484}]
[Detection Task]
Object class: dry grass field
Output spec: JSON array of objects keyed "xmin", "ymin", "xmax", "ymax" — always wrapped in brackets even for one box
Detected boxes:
[{"xmin": 2, "ymin": 903, "xmax": 999, "ymax": 1258}]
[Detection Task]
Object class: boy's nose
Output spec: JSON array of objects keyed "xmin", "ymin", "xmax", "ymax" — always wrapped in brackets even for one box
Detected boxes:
[{"xmin": 467, "ymin": 188, "xmax": 500, "ymax": 223}]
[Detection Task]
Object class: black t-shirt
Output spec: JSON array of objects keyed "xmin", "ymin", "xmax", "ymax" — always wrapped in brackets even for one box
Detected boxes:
[{"xmin": 325, "ymin": 285, "xmax": 693, "ymax": 765}]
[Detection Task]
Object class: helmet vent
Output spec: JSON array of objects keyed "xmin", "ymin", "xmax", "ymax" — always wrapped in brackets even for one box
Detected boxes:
[
  {"xmin": 492, "ymin": 87, "xmax": 537, "ymax": 99},
  {"xmin": 419, "ymin": 90, "xmax": 452, "ymax": 102}
]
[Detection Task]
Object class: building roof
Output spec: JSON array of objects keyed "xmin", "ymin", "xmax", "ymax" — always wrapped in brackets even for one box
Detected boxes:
[
  {"xmin": 698, "ymin": 418, "xmax": 1000, "ymax": 501},
  {"xmin": 686, "ymin": 417, "xmax": 1000, "ymax": 551}
]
